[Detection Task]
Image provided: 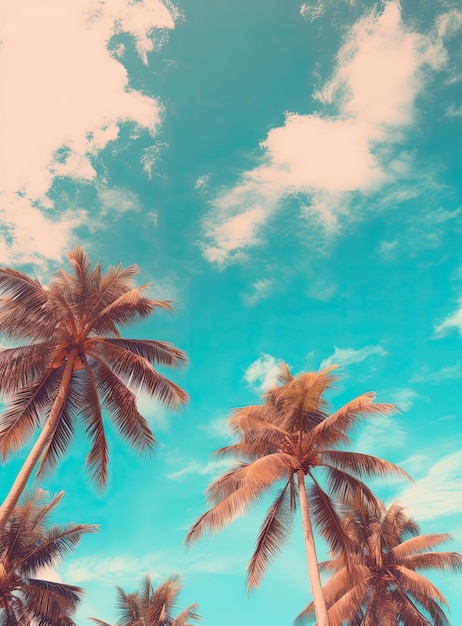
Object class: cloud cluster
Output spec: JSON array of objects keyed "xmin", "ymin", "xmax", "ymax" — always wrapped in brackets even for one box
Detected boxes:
[
  {"xmin": 0, "ymin": 0, "xmax": 178, "ymax": 267},
  {"xmin": 201, "ymin": 1, "xmax": 448, "ymax": 265},
  {"xmin": 243, "ymin": 353, "xmax": 284, "ymax": 394}
]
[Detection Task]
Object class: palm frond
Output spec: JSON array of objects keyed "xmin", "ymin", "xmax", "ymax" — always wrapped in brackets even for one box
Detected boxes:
[
  {"xmin": 392, "ymin": 565, "xmax": 448, "ymax": 606},
  {"xmin": 171, "ymin": 602, "xmax": 201, "ymax": 625},
  {"xmin": 99, "ymin": 338, "xmax": 188, "ymax": 368},
  {"xmin": 246, "ymin": 481, "xmax": 294, "ymax": 591},
  {"xmin": 92, "ymin": 359, "xmax": 156, "ymax": 457},
  {"xmin": 389, "ymin": 534, "xmax": 453, "ymax": 562},
  {"xmin": 320, "ymin": 450, "xmax": 411, "ymax": 482},
  {"xmin": 398, "ymin": 550, "xmax": 462, "ymax": 574},
  {"xmin": 307, "ymin": 475, "xmax": 351, "ymax": 557},
  {"xmin": 89, "ymin": 343, "xmax": 188, "ymax": 409}
]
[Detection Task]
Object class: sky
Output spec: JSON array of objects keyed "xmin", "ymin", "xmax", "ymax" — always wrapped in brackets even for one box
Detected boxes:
[{"xmin": 1, "ymin": 0, "xmax": 462, "ymax": 623}]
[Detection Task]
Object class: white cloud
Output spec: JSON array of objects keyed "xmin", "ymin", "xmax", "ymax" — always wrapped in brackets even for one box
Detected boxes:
[
  {"xmin": 65, "ymin": 552, "xmax": 164, "ymax": 583},
  {"xmin": 195, "ymin": 174, "xmax": 212, "ymax": 191},
  {"xmin": 398, "ymin": 451, "xmax": 462, "ymax": 521},
  {"xmin": 0, "ymin": 0, "xmax": 178, "ymax": 266},
  {"xmin": 389, "ymin": 387, "xmax": 418, "ymax": 412},
  {"xmin": 300, "ymin": 1, "xmax": 326, "ymax": 22},
  {"xmin": 242, "ymin": 278, "xmax": 274, "ymax": 306},
  {"xmin": 98, "ymin": 187, "xmax": 141, "ymax": 216},
  {"xmin": 411, "ymin": 363, "xmax": 462, "ymax": 384},
  {"xmin": 353, "ymin": 414, "xmax": 407, "ymax": 457},
  {"xmin": 244, "ymin": 353, "xmax": 283, "ymax": 394},
  {"xmin": 166, "ymin": 457, "xmax": 232, "ymax": 481},
  {"xmin": 201, "ymin": 2, "xmax": 449, "ymax": 266},
  {"xmin": 199, "ymin": 416, "xmax": 231, "ymax": 440},
  {"xmin": 435, "ymin": 299, "xmax": 462, "ymax": 336},
  {"xmin": 445, "ymin": 104, "xmax": 462, "ymax": 118},
  {"xmin": 320, "ymin": 344, "xmax": 387, "ymax": 369}
]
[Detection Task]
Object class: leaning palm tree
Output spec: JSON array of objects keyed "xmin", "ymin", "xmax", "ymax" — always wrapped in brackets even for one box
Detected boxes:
[
  {"xmin": 296, "ymin": 498, "xmax": 462, "ymax": 625},
  {"xmin": 90, "ymin": 574, "xmax": 200, "ymax": 626},
  {"xmin": 185, "ymin": 364, "xmax": 411, "ymax": 626},
  {"xmin": 0, "ymin": 489, "xmax": 97, "ymax": 625},
  {"xmin": 0, "ymin": 248, "xmax": 188, "ymax": 528}
]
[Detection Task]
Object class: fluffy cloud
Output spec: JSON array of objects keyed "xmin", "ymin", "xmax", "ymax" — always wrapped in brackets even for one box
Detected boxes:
[
  {"xmin": 0, "ymin": 0, "xmax": 178, "ymax": 266},
  {"xmin": 398, "ymin": 451, "xmax": 462, "ymax": 521},
  {"xmin": 65, "ymin": 553, "xmax": 164, "ymax": 583},
  {"xmin": 320, "ymin": 344, "xmax": 387, "ymax": 369},
  {"xmin": 243, "ymin": 353, "xmax": 284, "ymax": 394},
  {"xmin": 202, "ymin": 1, "xmax": 448, "ymax": 265}
]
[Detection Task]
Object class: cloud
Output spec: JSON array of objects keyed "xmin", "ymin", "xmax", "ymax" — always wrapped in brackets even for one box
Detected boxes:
[
  {"xmin": 0, "ymin": 0, "xmax": 178, "ymax": 266},
  {"xmin": 201, "ymin": 1, "xmax": 449, "ymax": 266},
  {"xmin": 244, "ymin": 353, "xmax": 283, "ymax": 394},
  {"xmin": 398, "ymin": 451, "xmax": 462, "ymax": 521},
  {"xmin": 199, "ymin": 417, "xmax": 231, "ymax": 440},
  {"xmin": 97, "ymin": 187, "xmax": 141, "ymax": 217},
  {"xmin": 65, "ymin": 552, "xmax": 164, "ymax": 583},
  {"xmin": 242, "ymin": 278, "xmax": 274, "ymax": 306},
  {"xmin": 320, "ymin": 344, "xmax": 387, "ymax": 369},
  {"xmin": 445, "ymin": 104, "xmax": 462, "ymax": 118},
  {"xmin": 389, "ymin": 387, "xmax": 418, "ymax": 412},
  {"xmin": 300, "ymin": 1, "xmax": 326, "ymax": 22},
  {"xmin": 435, "ymin": 299, "xmax": 462, "ymax": 336},
  {"xmin": 411, "ymin": 363, "xmax": 462, "ymax": 384},
  {"xmin": 166, "ymin": 457, "xmax": 232, "ymax": 482},
  {"xmin": 353, "ymin": 413, "xmax": 407, "ymax": 457}
]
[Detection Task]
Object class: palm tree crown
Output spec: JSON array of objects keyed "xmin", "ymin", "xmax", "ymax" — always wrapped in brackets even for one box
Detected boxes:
[
  {"xmin": 185, "ymin": 365, "xmax": 410, "ymax": 626},
  {"xmin": 0, "ymin": 248, "xmax": 188, "ymax": 526},
  {"xmin": 90, "ymin": 574, "xmax": 200, "ymax": 626},
  {"xmin": 296, "ymin": 498, "xmax": 462, "ymax": 626},
  {"xmin": 0, "ymin": 489, "xmax": 97, "ymax": 626}
]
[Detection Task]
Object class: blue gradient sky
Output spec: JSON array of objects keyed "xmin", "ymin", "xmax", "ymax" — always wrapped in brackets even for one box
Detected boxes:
[{"xmin": 1, "ymin": 0, "xmax": 462, "ymax": 624}]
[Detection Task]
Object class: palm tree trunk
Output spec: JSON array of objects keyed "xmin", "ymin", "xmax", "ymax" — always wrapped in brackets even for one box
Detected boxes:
[
  {"xmin": 297, "ymin": 469, "xmax": 329, "ymax": 626},
  {"xmin": 0, "ymin": 351, "xmax": 77, "ymax": 529}
]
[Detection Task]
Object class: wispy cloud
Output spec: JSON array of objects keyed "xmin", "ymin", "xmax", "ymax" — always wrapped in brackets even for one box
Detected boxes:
[
  {"xmin": 0, "ymin": 0, "xmax": 178, "ymax": 267},
  {"xmin": 201, "ymin": 2, "xmax": 448, "ymax": 266},
  {"xmin": 411, "ymin": 363, "xmax": 462, "ymax": 384},
  {"xmin": 199, "ymin": 416, "xmax": 231, "ymax": 440},
  {"xmin": 320, "ymin": 345, "xmax": 387, "ymax": 369},
  {"xmin": 353, "ymin": 414, "xmax": 407, "ymax": 457},
  {"xmin": 242, "ymin": 278, "xmax": 274, "ymax": 306},
  {"xmin": 65, "ymin": 552, "xmax": 164, "ymax": 584},
  {"xmin": 166, "ymin": 457, "xmax": 232, "ymax": 482},
  {"xmin": 398, "ymin": 451, "xmax": 462, "ymax": 521},
  {"xmin": 435, "ymin": 298, "xmax": 462, "ymax": 336},
  {"xmin": 389, "ymin": 388, "xmax": 418, "ymax": 412},
  {"xmin": 300, "ymin": 1, "xmax": 326, "ymax": 23},
  {"xmin": 244, "ymin": 353, "xmax": 283, "ymax": 394}
]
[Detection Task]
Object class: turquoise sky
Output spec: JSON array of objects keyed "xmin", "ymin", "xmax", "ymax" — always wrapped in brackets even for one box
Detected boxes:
[{"xmin": 1, "ymin": 0, "xmax": 462, "ymax": 624}]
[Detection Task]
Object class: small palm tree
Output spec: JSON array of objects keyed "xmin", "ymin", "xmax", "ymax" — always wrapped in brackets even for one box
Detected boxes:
[
  {"xmin": 0, "ymin": 248, "xmax": 188, "ymax": 528},
  {"xmin": 296, "ymin": 498, "xmax": 462, "ymax": 625},
  {"xmin": 90, "ymin": 574, "xmax": 200, "ymax": 626},
  {"xmin": 0, "ymin": 489, "xmax": 97, "ymax": 625},
  {"xmin": 185, "ymin": 365, "xmax": 410, "ymax": 626}
]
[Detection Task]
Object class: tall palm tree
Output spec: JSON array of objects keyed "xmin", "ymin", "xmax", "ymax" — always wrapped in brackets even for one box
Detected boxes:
[
  {"xmin": 90, "ymin": 574, "xmax": 200, "ymax": 626},
  {"xmin": 295, "ymin": 498, "xmax": 462, "ymax": 625},
  {"xmin": 0, "ymin": 489, "xmax": 97, "ymax": 625},
  {"xmin": 185, "ymin": 365, "xmax": 411, "ymax": 626},
  {"xmin": 0, "ymin": 248, "xmax": 188, "ymax": 528}
]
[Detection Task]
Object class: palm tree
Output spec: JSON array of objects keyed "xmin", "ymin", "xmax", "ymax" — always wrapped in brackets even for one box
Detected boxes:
[
  {"xmin": 0, "ymin": 489, "xmax": 97, "ymax": 625},
  {"xmin": 0, "ymin": 247, "xmax": 188, "ymax": 528},
  {"xmin": 90, "ymin": 574, "xmax": 200, "ymax": 626},
  {"xmin": 185, "ymin": 364, "xmax": 411, "ymax": 626},
  {"xmin": 295, "ymin": 498, "xmax": 462, "ymax": 625}
]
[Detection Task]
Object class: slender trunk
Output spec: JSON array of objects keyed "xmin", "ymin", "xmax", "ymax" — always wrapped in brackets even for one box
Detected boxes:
[
  {"xmin": 0, "ymin": 351, "xmax": 77, "ymax": 529},
  {"xmin": 297, "ymin": 469, "xmax": 329, "ymax": 626}
]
